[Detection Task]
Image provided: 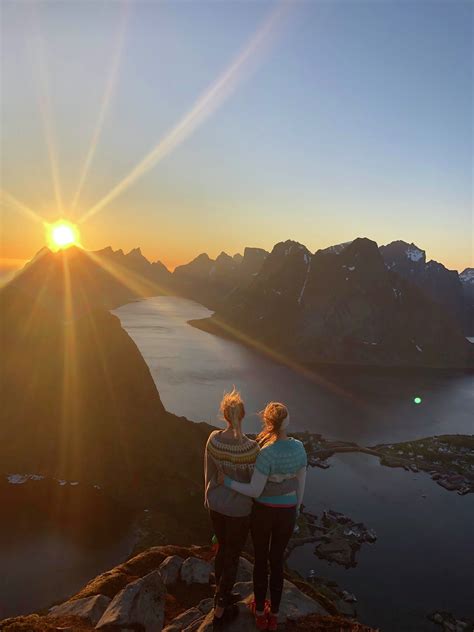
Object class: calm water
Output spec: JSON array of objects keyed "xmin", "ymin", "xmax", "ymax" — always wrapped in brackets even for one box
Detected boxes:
[
  {"xmin": 0, "ymin": 481, "xmax": 134, "ymax": 619},
  {"xmin": 114, "ymin": 296, "xmax": 474, "ymax": 631},
  {"xmin": 291, "ymin": 454, "xmax": 474, "ymax": 631},
  {"xmin": 114, "ymin": 296, "xmax": 474, "ymax": 444}
]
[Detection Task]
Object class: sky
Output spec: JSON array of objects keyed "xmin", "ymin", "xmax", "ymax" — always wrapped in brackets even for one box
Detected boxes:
[{"xmin": 1, "ymin": 0, "xmax": 472, "ymax": 273}]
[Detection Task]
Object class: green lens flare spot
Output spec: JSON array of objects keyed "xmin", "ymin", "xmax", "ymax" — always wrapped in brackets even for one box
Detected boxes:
[{"xmin": 413, "ymin": 397, "xmax": 422, "ymax": 405}]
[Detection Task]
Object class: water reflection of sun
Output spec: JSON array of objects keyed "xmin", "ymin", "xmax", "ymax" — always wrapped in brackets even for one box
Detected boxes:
[{"xmin": 45, "ymin": 220, "xmax": 81, "ymax": 251}]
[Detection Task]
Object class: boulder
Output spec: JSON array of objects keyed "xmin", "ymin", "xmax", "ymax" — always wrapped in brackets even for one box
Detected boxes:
[
  {"xmin": 50, "ymin": 595, "xmax": 111, "ymax": 625},
  {"xmin": 279, "ymin": 580, "xmax": 329, "ymax": 621},
  {"xmin": 162, "ymin": 607, "xmax": 203, "ymax": 631},
  {"xmin": 235, "ymin": 557, "xmax": 253, "ymax": 582},
  {"xmin": 159, "ymin": 555, "xmax": 185, "ymax": 585},
  {"xmin": 197, "ymin": 598, "xmax": 214, "ymax": 614},
  {"xmin": 96, "ymin": 569, "xmax": 165, "ymax": 631},
  {"xmin": 180, "ymin": 557, "xmax": 211, "ymax": 585}
]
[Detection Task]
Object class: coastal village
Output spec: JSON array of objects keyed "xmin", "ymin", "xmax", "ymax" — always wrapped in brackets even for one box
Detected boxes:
[{"xmin": 291, "ymin": 432, "xmax": 474, "ymax": 496}]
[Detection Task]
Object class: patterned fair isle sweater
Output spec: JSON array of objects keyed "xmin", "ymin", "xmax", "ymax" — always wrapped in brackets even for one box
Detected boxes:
[{"xmin": 204, "ymin": 430, "xmax": 298, "ymax": 517}]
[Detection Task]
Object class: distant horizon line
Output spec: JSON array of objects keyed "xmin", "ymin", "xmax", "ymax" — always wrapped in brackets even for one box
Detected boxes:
[{"xmin": 1, "ymin": 235, "xmax": 472, "ymax": 277}]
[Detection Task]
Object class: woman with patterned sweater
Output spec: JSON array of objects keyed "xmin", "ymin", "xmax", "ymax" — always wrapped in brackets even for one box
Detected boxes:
[
  {"xmin": 218, "ymin": 402, "xmax": 307, "ymax": 631},
  {"xmin": 204, "ymin": 389, "xmax": 297, "ymax": 628}
]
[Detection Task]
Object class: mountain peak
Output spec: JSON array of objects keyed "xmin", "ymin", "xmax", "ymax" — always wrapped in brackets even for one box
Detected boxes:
[
  {"xmin": 272, "ymin": 240, "xmax": 311, "ymax": 258},
  {"xmin": 460, "ymin": 268, "xmax": 474, "ymax": 284},
  {"xmin": 380, "ymin": 240, "xmax": 426, "ymax": 265}
]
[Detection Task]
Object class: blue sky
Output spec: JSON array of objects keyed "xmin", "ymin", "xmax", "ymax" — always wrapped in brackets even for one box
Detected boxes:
[{"xmin": 1, "ymin": 0, "xmax": 472, "ymax": 270}]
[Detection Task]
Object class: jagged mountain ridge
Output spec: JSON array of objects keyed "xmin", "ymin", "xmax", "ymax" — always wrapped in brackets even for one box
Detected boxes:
[
  {"xmin": 191, "ymin": 238, "xmax": 473, "ymax": 369},
  {"xmin": 10, "ymin": 237, "xmax": 473, "ymax": 366},
  {"xmin": 379, "ymin": 240, "xmax": 467, "ymax": 332}
]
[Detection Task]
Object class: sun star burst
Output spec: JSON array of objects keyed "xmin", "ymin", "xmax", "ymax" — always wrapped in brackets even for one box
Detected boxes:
[{"xmin": 46, "ymin": 220, "xmax": 80, "ymax": 251}]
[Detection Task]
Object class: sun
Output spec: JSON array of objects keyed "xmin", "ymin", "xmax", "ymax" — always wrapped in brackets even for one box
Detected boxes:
[{"xmin": 46, "ymin": 220, "xmax": 81, "ymax": 251}]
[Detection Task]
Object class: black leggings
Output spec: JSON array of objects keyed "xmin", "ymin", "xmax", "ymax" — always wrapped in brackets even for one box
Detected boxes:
[
  {"xmin": 251, "ymin": 503, "xmax": 297, "ymax": 613},
  {"xmin": 210, "ymin": 510, "xmax": 250, "ymax": 607}
]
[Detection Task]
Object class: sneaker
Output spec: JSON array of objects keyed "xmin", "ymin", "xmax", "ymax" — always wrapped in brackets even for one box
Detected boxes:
[
  {"xmin": 249, "ymin": 601, "xmax": 268, "ymax": 631},
  {"xmin": 267, "ymin": 612, "xmax": 278, "ymax": 631}
]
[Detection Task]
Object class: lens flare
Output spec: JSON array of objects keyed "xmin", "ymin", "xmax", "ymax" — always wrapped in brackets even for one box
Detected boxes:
[
  {"xmin": 46, "ymin": 220, "xmax": 80, "ymax": 251},
  {"xmin": 413, "ymin": 396, "xmax": 422, "ymax": 405}
]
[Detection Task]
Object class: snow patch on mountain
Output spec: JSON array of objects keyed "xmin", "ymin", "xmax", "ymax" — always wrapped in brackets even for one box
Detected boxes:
[
  {"xmin": 406, "ymin": 246, "xmax": 424, "ymax": 262},
  {"xmin": 298, "ymin": 259, "xmax": 312, "ymax": 304},
  {"xmin": 460, "ymin": 268, "xmax": 474, "ymax": 284},
  {"xmin": 321, "ymin": 241, "xmax": 352, "ymax": 255}
]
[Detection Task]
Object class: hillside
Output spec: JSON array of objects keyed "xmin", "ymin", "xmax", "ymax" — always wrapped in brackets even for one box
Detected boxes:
[
  {"xmin": 190, "ymin": 238, "xmax": 473, "ymax": 369},
  {"xmin": 0, "ymin": 249, "xmax": 212, "ymax": 533}
]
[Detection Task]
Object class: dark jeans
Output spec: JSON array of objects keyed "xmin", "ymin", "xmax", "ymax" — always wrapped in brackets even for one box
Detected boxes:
[
  {"xmin": 251, "ymin": 502, "xmax": 297, "ymax": 613},
  {"xmin": 210, "ymin": 509, "xmax": 250, "ymax": 607}
]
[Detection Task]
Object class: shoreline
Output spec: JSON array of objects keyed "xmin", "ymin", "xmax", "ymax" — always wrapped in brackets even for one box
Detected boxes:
[{"xmin": 188, "ymin": 315, "xmax": 474, "ymax": 375}]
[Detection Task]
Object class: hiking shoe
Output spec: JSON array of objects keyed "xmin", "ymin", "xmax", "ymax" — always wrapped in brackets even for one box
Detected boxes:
[
  {"xmin": 249, "ymin": 601, "xmax": 268, "ymax": 631},
  {"xmin": 267, "ymin": 612, "xmax": 278, "ymax": 631}
]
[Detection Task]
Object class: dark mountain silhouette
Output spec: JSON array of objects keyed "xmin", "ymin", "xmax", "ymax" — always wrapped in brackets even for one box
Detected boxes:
[
  {"xmin": 459, "ymin": 268, "xmax": 474, "ymax": 336},
  {"xmin": 192, "ymin": 238, "xmax": 473, "ymax": 369},
  {"xmin": 0, "ymin": 249, "xmax": 211, "ymax": 524},
  {"xmin": 379, "ymin": 240, "xmax": 466, "ymax": 332},
  {"xmin": 11, "ymin": 246, "xmax": 172, "ymax": 312},
  {"xmin": 172, "ymin": 247, "xmax": 269, "ymax": 307}
]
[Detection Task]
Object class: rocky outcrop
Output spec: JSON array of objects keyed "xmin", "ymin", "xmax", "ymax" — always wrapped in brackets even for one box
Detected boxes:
[
  {"xmin": 191, "ymin": 238, "xmax": 473, "ymax": 369},
  {"xmin": 49, "ymin": 595, "xmax": 111, "ymax": 625},
  {"xmin": 0, "ymin": 545, "xmax": 374, "ymax": 631},
  {"xmin": 96, "ymin": 570, "xmax": 166, "ymax": 631}
]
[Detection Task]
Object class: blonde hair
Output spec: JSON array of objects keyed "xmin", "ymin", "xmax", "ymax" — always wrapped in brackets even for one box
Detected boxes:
[
  {"xmin": 257, "ymin": 402, "xmax": 288, "ymax": 447},
  {"xmin": 220, "ymin": 387, "xmax": 245, "ymax": 440}
]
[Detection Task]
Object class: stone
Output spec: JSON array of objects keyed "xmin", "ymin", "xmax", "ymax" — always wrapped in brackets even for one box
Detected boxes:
[
  {"xmin": 183, "ymin": 618, "xmax": 206, "ymax": 632},
  {"xmin": 197, "ymin": 598, "xmax": 214, "ymax": 614},
  {"xmin": 180, "ymin": 557, "xmax": 212, "ymax": 585},
  {"xmin": 316, "ymin": 538, "xmax": 354, "ymax": 566},
  {"xmin": 159, "ymin": 555, "xmax": 185, "ymax": 585},
  {"xmin": 335, "ymin": 598, "xmax": 356, "ymax": 617},
  {"xmin": 50, "ymin": 595, "xmax": 111, "ymax": 625},
  {"xmin": 96, "ymin": 569, "xmax": 165, "ymax": 631},
  {"xmin": 279, "ymin": 580, "xmax": 329, "ymax": 621},
  {"xmin": 232, "ymin": 581, "xmax": 253, "ymax": 601},
  {"xmin": 235, "ymin": 557, "xmax": 253, "ymax": 582},
  {"xmin": 162, "ymin": 607, "xmax": 203, "ymax": 631}
]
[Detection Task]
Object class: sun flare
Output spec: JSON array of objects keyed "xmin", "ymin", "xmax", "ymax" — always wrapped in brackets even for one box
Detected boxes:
[{"xmin": 46, "ymin": 220, "xmax": 80, "ymax": 251}]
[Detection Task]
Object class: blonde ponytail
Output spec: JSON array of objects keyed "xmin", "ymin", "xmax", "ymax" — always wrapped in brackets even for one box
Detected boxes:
[
  {"xmin": 220, "ymin": 387, "xmax": 245, "ymax": 440},
  {"xmin": 257, "ymin": 402, "xmax": 288, "ymax": 447}
]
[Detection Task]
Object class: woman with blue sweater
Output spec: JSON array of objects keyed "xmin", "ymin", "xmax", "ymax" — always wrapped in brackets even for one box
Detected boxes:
[{"xmin": 218, "ymin": 402, "xmax": 307, "ymax": 631}]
